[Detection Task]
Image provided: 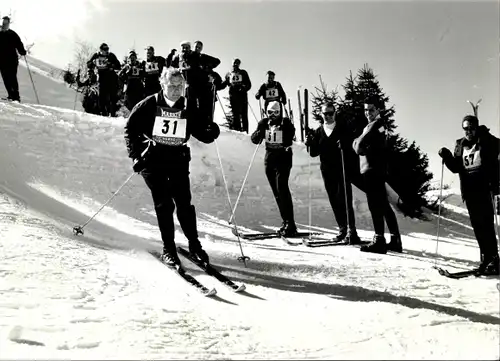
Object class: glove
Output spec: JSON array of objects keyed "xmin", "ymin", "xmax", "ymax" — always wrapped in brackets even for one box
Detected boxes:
[
  {"xmin": 255, "ymin": 94, "xmax": 260, "ymax": 100},
  {"xmin": 438, "ymin": 147, "xmax": 452, "ymax": 159},
  {"xmin": 282, "ymin": 99, "xmax": 287, "ymax": 106},
  {"xmin": 132, "ymin": 157, "xmax": 146, "ymax": 173},
  {"xmin": 305, "ymin": 134, "xmax": 314, "ymax": 147},
  {"xmin": 206, "ymin": 122, "xmax": 220, "ymax": 140}
]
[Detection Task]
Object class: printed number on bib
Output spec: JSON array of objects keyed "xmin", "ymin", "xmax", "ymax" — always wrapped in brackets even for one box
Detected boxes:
[
  {"xmin": 131, "ymin": 67, "xmax": 140, "ymax": 76},
  {"xmin": 462, "ymin": 146, "xmax": 481, "ymax": 171},
  {"xmin": 146, "ymin": 62, "xmax": 159, "ymax": 73},
  {"xmin": 231, "ymin": 73, "xmax": 242, "ymax": 84},
  {"xmin": 152, "ymin": 117, "xmax": 187, "ymax": 146},
  {"xmin": 96, "ymin": 58, "xmax": 107, "ymax": 69},
  {"xmin": 265, "ymin": 129, "xmax": 283, "ymax": 145},
  {"xmin": 265, "ymin": 88, "xmax": 278, "ymax": 99}
]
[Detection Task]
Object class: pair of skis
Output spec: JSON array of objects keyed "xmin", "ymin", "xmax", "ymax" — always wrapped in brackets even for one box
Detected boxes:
[{"xmin": 150, "ymin": 246, "xmax": 246, "ymax": 297}]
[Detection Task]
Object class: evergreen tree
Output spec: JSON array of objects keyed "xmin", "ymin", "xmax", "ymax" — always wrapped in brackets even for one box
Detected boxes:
[
  {"xmin": 311, "ymin": 76, "xmax": 338, "ymax": 123},
  {"xmin": 221, "ymin": 96, "xmax": 234, "ymax": 128}
]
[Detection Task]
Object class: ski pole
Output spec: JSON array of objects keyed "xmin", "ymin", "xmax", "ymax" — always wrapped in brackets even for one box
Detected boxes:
[
  {"xmin": 432, "ymin": 159, "xmax": 445, "ymax": 269},
  {"xmin": 211, "ymin": 86, "xmax": 249, "ymax": 266},
  {"xmin": 340, "ymin": 147, "xmax": 350, "ymax": 237},
  {"xmin": 73, "ymin": 171, "xmax": 136, "ymax": 236},
  {"xmin": 228, "ymin": 141, "xmax": 262, "ymax": 224},
  {"xmin": 24, "ymin": 56, "xmax": 40, "ymax": 104}
]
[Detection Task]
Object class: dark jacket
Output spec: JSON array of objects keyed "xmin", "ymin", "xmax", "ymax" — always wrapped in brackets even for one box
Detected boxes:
[
  {"xmin": 443, "ymin": 125, "xmax": 500, "ymax": 198},
  {"xmin": 118, "ymin": 61, "xmax": 145, "ymax": 89},
  {"xmin": 87, "ymin": 52, "xmax": 121, "ymax": 78},
  {"xmin": 256, "ymin": 81, "xmax": 286, "ymax": 104},
  {"xmin": 124, "ymin": 92, "xmax": 220, "ymax": 170},
  {"xmin": 142, "ymin": 56, "xmax": 165, "ymax": 82},
  {"xmin": 0, "ymin": 29, "xmax": 26, "ymax": 64},
  {"xmin": 352, "ymin": 117, "xmax": 388, "ymax": 175},
  {"xmin": 223, "ymin": 69, "xmax": 252, "ymax": 95},
  {"xmin": 251, "ymin": 116, "xmax": 295, "ymax": 164}
]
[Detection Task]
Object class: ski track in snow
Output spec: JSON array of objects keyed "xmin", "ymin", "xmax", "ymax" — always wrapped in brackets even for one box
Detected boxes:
[{"xmin": 0, "ymin": 71, "xmax": 499, "ymax": 359}]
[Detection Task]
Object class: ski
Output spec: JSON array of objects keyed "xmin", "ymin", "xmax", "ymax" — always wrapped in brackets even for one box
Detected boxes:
[
  {"xmin": 435, "ymin": 267, "xmax": 478, "ymax": 279},
  {"xmin": 177, "ymin": 246, "xmax": 246, "ymax": 292},
  {"xmin": 302, "ymin": 238, "xmax": 371, "ymax": 248},
  {"xmin": 149, "ymin": 251, "xmax": 217, "ymax": 297},
  {"xmin": 232, "ymin": 228, "xmax": 321, "ymax": 240}
]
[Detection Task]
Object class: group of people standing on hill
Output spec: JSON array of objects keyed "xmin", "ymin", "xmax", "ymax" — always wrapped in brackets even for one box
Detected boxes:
[{"xmin": 0, "ymin": 22, "xmax": 497, "ymax": 276}]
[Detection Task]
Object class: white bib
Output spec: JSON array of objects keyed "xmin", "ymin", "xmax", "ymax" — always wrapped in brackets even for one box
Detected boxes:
[
  {"xmin": 130, "ymin": 66, "xmax": 140, "ymax": 77},
  {"xmin": 230, "ymin": 73, "xmax": 243, "ymax": 84},
  {"xmin": 152, "ymin": 108, "xmax": 187, "ymax": 146},
  {"xmin": 265, "ymin": 88, "xmax": 279, "ymax": 100},
  {"xmin": 145, "ymin": 62, "xmax": 159, "ymax": 74},
  {"xmin": 265, "ymin": 127, "xmax": 283, "ymax": 146},
  {"xmin": 95, "ymin": 57, "xmax": 108, "ymax": 70},
  {"xmin": 462, "ymin": 144, "xmax": 481, "ymax": 171}
]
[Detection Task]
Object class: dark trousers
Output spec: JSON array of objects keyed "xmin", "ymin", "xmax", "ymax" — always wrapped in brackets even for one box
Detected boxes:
[
  {"xmin": 0, "ymin": 62, "xmax": 20, "ymax": 101},
  {"xmin": 98, "ymin": 77, "xmax": 118, "ymax": 116},
  {"xmin": 144, "ymin": 80, "xmax": 161, "ymax": 98},
  {"xmin": 187, "ymin": 83, "xmax": 215, "ymax": 126},
  {"xmin": 465, "ymin": 190, "xmax": 499, "ymax": 261},
  {"xmin": 124, "ymin": 83, "xmax": 144, "ymax": 111},
  {"xmin": 265, "ymin": 150, "xmax": 295, "ymax": 224},
  {"xmin": 321, "ymin": 166, "xmax": 356, "ymax": 233},
  {"xmin": 361, "ymin": 170, "xmax": 400, "ymax": 236},
  {"xmin": 141, "ymin": 155, "xmax": 200, "ymax": 254},
  {"xmin": 229, "ymin": 92, "xmax": 249, "ymax": 133}
]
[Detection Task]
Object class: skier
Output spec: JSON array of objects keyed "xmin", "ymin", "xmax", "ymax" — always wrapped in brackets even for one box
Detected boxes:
[
  {"xmin": 172, "ymin": 40, "xmax": 220, "ymax": 124},
  {"xmin": 124, "ymin": 67, "xmax": 220, "ymax": 268},
  {"xmin": 305, "ymin": 102, "xmax": 363, "ymax": 244},
  {"xmin": 255, "ymin": 70, "xmax": 287, "ymax": 111},
  {"xmin": 0, "ymin": 16, "xmax": 27, "ymax": 102},
  {"xmin": 251, "ymin": 101, "xmax": 298, "ymax": 236},
  {"xmin": 438, "ymin": 114, "xmax": 500, "ymax": 275},
  {"xmin": 86, "ymin": 43, "xmax": 121, "ymax": 116},
  {"xmin": 352, "ymin": 96, "xmax": 402, "ymax": 254},
  {"xmin": 166, "ymin": 48, "xmax": 176, "ymax": 68},
  {"xmin": 118, "ymin": 51, "xmax": 145, "ymax": 111},
  {"xmin": 223, "ymin": 58, "xmax": 251, "ymax": 132},
  {"xmin": 76, "ymin": 68, "xmax": 99, "ymax": 115},
  {"xmin": 143, "ymin": 46, "xmax": 166, "ymax": 97}
]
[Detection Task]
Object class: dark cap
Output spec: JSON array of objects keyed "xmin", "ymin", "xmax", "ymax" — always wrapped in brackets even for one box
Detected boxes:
[
  {"xmin": 129, "ymin": 50, "xmax": 137, "ymax": 56},
  {"xmin": 462, "ymin": 115, "xmax": 479, "ymax": 127},
  {"xmin": 145, "ymin": 46, "xmax": 154, "ymax": 51},
  {"xmin": 2, "ymin": 16, "xmax": 10, "ymax": 21},
  {"xmin": 99, "ymin": 43, "xmax": 109, "ymax": 50},
  {"xmin": 267, "ymin": 70, "xmax": 275, "ymax": 76}
]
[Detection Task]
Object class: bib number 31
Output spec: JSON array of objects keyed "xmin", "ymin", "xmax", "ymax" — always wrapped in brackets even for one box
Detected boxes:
[{"xmin": 152, "ymin": 117, "xmax": 187, "ymax": 146}]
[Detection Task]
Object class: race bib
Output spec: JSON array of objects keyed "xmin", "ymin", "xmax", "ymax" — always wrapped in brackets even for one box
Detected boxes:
[
  {"xmin": 230, "ymin": 73, "xmax": 242, "ymax": 84},
  {"xmin": 95, "ymin": 57, "xmax": 108, "ymax": 70},
  {"xmin": 130, "ymin": 66, "xmax": 140, "ymax": 77},
  {"xmin": 145, "ymin": 62, "xmax": 159, "ymax": 74},
  {"xmin": 462, "ymin": 145, "xmax": 481, "ymax": 171},
  {"xmin": 265, "ymin": 88, "xmax": 279, "ymax": 100},
  {"xmin": 152, "ymin": 108, "xmax": 187, "ymax": 146},
  {"xmin": 265, "ymin": 128, "xmax": 283, "ymax": 146}
]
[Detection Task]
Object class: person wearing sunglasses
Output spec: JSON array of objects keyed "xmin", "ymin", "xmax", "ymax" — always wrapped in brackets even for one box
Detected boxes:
[
  {"xmin": 438, "ymin": 115, "xmax": 500, "ymax": 275},
  {"xmin": 305, "ymin": 102, "xmax": 363, "ymax": 245},
  {"xmin": 86, "ymin": 43, "xmax": 121, "ymax": 117},
  {"xmin": 255, "ymin": 70, "xmax": 287, "ymax": 111},
  {"xmin": 251, "ymin": 101, "xmax": 298, "ymax": 237},
  {"xmin": 352, "ymin": 96, "xmax": 402, "ymax": 254}
]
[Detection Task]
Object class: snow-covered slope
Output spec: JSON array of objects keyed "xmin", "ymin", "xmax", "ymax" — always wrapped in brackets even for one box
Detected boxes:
[{"xmin": 0, "ymin": 60, "xmax": 498, "ymax": 360}]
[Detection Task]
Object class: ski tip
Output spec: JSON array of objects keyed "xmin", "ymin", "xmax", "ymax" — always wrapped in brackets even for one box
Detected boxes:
[
  {"xmin": 205, "ymin": 288, "xmax": 217, "ymax": 297},
  {"xmin": 235, "ymin": 284, "xmax": 246, "ymax": 293}
]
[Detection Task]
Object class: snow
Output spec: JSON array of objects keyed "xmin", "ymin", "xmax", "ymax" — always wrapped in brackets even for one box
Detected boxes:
[{"xmin": 0, "ymin": 62, "xmax": 499, "ymax": 360}]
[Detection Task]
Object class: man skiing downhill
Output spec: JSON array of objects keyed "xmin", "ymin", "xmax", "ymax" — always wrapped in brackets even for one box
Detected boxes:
[
  {"xmin": 352, "ymin": 97, "xmax": 402, "ymax": 254},
  {"xmin": 124, "ymin": 67, "xmax": 220, "ymax": 268},
  {"xmin": 0, "ymin": 16, "xmax": 26, "ymax": 102},
  {"xmin": 255, "ymin": 70, "xmax": 287, "ymax": 111},
  {"xmin": 118, "ymin": 51, "xmax": 145, "ymax": 111},
  {"xmin": 86, "ymin": 43, "xmax": 121, "ymax": 116},
  {"xmin": 305, "ymin": 102, "xmax": 363, "ymax": 244},
  {"xmin": 438, "ymin": 114, "xmax": 500, "ymax": 275},
  {"xmin": 251, "ymin": 101, "xmax": 298, "ymax": 236},
  {"xmin": 223, "ymin": 58, "xmax": 251, "ymax": 132},
  {"xmin": 142, "ymin": 46, "xmax": 166, "ymax": 97}
]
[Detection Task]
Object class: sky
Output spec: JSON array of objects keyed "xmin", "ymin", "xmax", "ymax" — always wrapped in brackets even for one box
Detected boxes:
[{"xmin": 2, "ymin": 0, "xmax": 499, "ymax": 186}]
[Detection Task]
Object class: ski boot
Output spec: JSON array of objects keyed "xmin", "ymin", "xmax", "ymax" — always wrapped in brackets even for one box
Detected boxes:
[
  {"xmin": 387, "ymin": 234, "xmax": 403, "ymax": 253},
  {"xmin": 360, "ymin": 234, "xmax": 387, "ymax": 254},
  {"xmin": 332, "ymin": 228, "xmax": 348, "ymax": 244},
  {"xmin": 160, "ymin": 249, "xmax": 183, "ymax": 270},
  {"xmin": 279, "ymin": 221, "xmax": 298, "ymax": 237},
  {"xmin": 346, "ymin": 229, "xmax": 363, "ymax": 245},
  {"xmin": 278, "ymin": 221, "xmax": 287, "ymax": 234},
  {"xmin": 189, "ymin": 241, "xmax": 210, "ymax": 266},
  {"xmin": 477, "ymin": 254, "xmax": 500, "ymax": 276}
]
